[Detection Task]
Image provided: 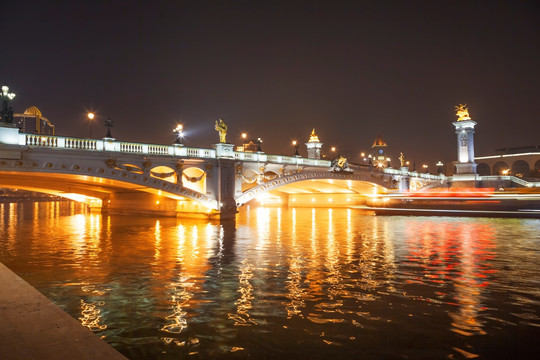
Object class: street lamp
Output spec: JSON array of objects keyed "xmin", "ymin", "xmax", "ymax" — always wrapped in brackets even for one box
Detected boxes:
[
  {"xmin": 423, "ymin": 164, "xmax": 429, "ymax": 173},
  {"xmin": 174, "ymin": 124, "xmax": 184, "ymax": 145},
  {"xmin": 241, "ymin": 132, "xmax": 247, "ymax": 151},
  {"xmin": 257, "ymin": 137, "xmax": 263, "ymax": 152},
  {"xmin": 436, "ymin": 161, "xmax": 444, "ymax": 174},
  {"xmin": 292, "ymin": 140, "xmax": 299, "ymax": 156},
  {"xmin": 87, "ymin": 112, "xmax": 95, "ymax": 138},
  {"xmin": 1, "ymin": 85, "xmax": 16, "ymax": 124}
]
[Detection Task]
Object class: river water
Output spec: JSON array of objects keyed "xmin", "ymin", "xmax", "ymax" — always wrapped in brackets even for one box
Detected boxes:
[{"xmin": 1, "ymin": 201, "xmax": 539, "ymax": 359}]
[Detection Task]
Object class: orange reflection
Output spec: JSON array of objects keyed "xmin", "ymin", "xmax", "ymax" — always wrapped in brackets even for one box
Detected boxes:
[{"xmin": 405, "ymin": 220, "xmax": 495, "ymax": 337}]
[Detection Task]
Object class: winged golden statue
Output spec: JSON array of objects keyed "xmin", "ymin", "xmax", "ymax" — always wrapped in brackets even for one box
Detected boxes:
[
  {"xmin": 455, "ymin": 104, "xmax": 472, "ymax": 121},
  {"xmin": 215, "ymin": 118, "xmax": 228, "ymax": 143}
]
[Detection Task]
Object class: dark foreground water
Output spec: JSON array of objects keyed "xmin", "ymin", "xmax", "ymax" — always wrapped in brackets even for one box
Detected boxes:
[{"xmin": 1, "ymin": 202, "xmax": 539, "ymax": 359}]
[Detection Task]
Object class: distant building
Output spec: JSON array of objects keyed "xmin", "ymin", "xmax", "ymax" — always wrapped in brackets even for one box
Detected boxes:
[
  {"xmin": 372, "ymin": 133, "xmax": 389, "ymax": 168},
  {"xmin": 475, "ymin": 145, "xmax": 540, "ymax": 178},
  {"xmin": 14, "ymin": 106, "xmax": 55, "ymax": 135},
  {"xmin": 236, "ymin": 140, "xmax": 260, "ymax": 153}
]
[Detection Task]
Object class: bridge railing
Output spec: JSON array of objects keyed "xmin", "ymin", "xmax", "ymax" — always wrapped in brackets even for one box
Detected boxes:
[
  {"xmin": 233, "ymin": 151, "xmax": 331, "ymax": 167},
  {"xmin": 480, "ymin": 175, "xmax": 540, "ymax": 188},
  {"xmin": 383, "ymin": 167, "xmax": 447, "ymax": 181},
  {"xmin": 14, "ymin": 131, "xmax": 331, "ymax": 166}
]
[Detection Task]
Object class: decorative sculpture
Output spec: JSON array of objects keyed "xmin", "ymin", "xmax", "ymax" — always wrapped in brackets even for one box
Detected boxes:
[
  {"xmin": 308, "ymin": 128, "xmax": 320, "ymax": 142},
  {"xmin": 104, "ymin": 117, "xmax": 114, "ymax": 138},
  {"xmin": 215, "ymin": 118, "xmax": 227, "ymax": 143},
  {"xmin": 399, "ymin": 152, "xmax": 406, "ymax": 167},
  {"xmin": 455, "ymin": 104, "xmax": 471, "ymax": 121},
  {"xmin": 331, "ymin": 155, "xmax": 351, "ymax": 172}
]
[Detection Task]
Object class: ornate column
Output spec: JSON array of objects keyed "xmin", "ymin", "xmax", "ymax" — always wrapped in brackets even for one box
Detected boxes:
[
  {"xmin": 452, "ymin": 104, "xmax": 478, "ymax": 186},
  {"xmin": 305, "ymin": 129, "xmax": 322, "ymax": 159}
]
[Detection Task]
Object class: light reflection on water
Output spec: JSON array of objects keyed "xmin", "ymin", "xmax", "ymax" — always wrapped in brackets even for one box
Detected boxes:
[{"xmin": 1, "ymin": 202, "xmax": 540, "ymax": 359}]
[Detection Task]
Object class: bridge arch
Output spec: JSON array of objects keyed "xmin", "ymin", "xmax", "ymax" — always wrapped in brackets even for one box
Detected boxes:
[
  {"xmin": 493, "ymin": 161, "xmax": 509, "ymax": 175},
  {"xmin": 534, "ymin": 160, "xmax": 540, "ymax": 178},
  {"xmin": 235, "ymin": 171, "xmax": 395, "ymax": 207},
  {"xmin": 511, "ymin": 160, "xmax": 530, "ymax": 178},
  {"xmin": 0, "ymin": 158, "xmax": 218, "ymax": 210},
  {"xmin": 477, "ymin": 163, "xmax": 490, "ymax": 176}
]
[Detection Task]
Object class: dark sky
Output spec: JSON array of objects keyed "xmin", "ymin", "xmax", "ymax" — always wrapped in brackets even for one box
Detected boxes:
[{"xmin": 1, "ymin": 0, "xmax": 539, "ymax": 166}]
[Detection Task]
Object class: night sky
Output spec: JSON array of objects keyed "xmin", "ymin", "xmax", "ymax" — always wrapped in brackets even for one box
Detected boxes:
[{"xmin": 1, "ymin": 1, "xmax": 539, "ymax": 166}]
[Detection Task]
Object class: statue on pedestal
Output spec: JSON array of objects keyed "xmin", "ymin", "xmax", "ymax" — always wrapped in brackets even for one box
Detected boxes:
[
  {"xmin": 399, "ymin": 152, "xmax": 406, "ymax": 167},
  {"xmin": 215, "ymin": 118, "xmax": 228, "ymax": 143},
  {"xmin": 455, "ymin": 104, "xmax": 471, "ymax": 121}
]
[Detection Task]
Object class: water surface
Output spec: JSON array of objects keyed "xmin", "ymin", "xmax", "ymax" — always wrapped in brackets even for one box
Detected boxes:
[{"xmin": 1, "ymin": 202, "xmax": 539, "ymax": 359}]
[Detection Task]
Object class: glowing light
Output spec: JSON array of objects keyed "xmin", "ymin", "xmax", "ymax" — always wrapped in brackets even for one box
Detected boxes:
[
  {"xmin": 156, "ymin": 200, "xmax": 160, "ymax": 205},
  {"xmin": 87, "ymin": 112, "xmax": 95, "ymax": 120},
  {"xmin": 242, "ymin": 132, "xmax": 247, "ymax": 139},
  {"xmin": 331, "ymin": 146, "xmax": 336, "ymax": 152},
  {"xmin": 501, "ymin": 169, "xmax": 510, "ymax": 175},
  {"xmin": 361, "ymin": 152, "xmax": 365, "ymax": 157},
  {"xmin": 311, "ymin": 198, "xmax": 315, "ymax": 202}
]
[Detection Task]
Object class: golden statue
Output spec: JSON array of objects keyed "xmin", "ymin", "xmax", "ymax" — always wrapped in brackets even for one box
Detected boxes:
[
  {"xmin": 455, "ymin": 104, "xmax": 471, "ymax": 121},
  {"xmin": 337, "ymin": 155, "xmax": 347, "ymax": 168},
  {"xmin": 308, "ymin": 128, "xmax": 320, "ymax": 142},
  {"xmin": 215, "ymin": 118, "xmax": 228, "ymax": 143},
  {"xmin": 399, "ymin": 152, "xmax": 406, "ymax": 167}
]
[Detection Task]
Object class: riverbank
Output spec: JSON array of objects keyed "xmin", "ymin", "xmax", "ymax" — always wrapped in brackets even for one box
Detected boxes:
[{"xmin": 0, "ymin": 262, "xmax": 127, "ymax": 360}]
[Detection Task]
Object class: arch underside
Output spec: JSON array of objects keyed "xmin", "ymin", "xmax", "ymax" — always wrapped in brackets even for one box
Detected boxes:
[
  {"xmin": 0, "ymin": 170, "xmax": 217, "ymax": 209},
  {"xmin": 236, "ymin": 172, "xmax": 394, "ymax": 206}
]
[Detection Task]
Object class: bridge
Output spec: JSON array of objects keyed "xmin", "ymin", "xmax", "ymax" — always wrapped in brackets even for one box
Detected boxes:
[
  {"xmin": 0, "ymin": 122, "xmax": 442, "ymax": 219},
  {"xmin": 3, "ymin": 119, "xmax": 540, "ymax": 219}
]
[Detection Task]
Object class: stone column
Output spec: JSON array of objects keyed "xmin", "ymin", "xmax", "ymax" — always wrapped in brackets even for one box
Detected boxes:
[
  {"xmin": 212, "ymin": 143, "xmax": 238, "ymax": 219},
  {"xmin": 452, "ymin": 119, "xmax": 478, "ymax": 187}
]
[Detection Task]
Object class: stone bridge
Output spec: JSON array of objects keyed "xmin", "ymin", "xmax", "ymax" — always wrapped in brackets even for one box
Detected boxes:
[{"xmin": 0, "ymin": 123, "xmax": 445, "ymax": 219}]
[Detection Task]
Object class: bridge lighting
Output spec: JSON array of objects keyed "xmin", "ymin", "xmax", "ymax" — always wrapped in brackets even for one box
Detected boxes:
[
  {"xmin": 174, "ymin": 124, "xmax": 184, "ymax": 145},
  {"xmin": 292, "ymin": 140, "xmax": 299, "ymax": 156},
  {"xmin": 87, "ymin": 112, "xmax": 95, "ymax": 138},
  {"xmin": 436, "ymin": 161, "xmax": 444, "ymax": 174},
  {"xmin": 241, "ymin": 132, "xmax": 247, "ymax": 151},
  {"xmin": 1, "ymin": 86, "xmax": 15, "ymax": 100}
]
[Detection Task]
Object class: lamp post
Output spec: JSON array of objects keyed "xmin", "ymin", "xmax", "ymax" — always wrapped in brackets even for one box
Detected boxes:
[
  {"xmin": 1, "ymin": 85, "xmax": 16, "ymax": 124},
  {"xmin": 292, "ymin": 140, "xmax": 299, "ymax": 156},
  {"xmin": 436, "ymin": 161, "xmax": 444, "ymax": 174},
  {"xmin": 241, "ymin": 132, "xmax": 247, "ymax": 151},
  {"xmin": 257, "ymin": 137, "xmax": 263, "ymax": 152},
  {"xmin": 87, "ymin": 112, "xmax": 95, "ymax": 138},
  {"xmin": 174, "ymin": 124, "xmax": 184, "ymax": 145},
  {"xmin": 423, "ymin": 164, "xmax": 429, "ymax": 173}
]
